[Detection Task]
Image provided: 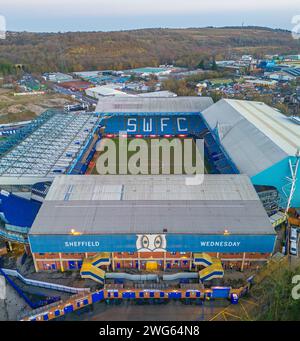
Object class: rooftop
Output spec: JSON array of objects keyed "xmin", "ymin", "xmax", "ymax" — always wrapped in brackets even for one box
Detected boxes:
[
  {"xmin": 202, "ymin": 99, "xmax": 300, "ymax": 176},
  {"xmin": 30, "ymin": 174, "xmax": 274, "ymax": 236},
  {"xmin": 137, "ymin": 91, "xmax": 177, "ymax": 98},
  {"xmin": 86, "ymin": 85, "xmax": 129, "ymax": 97},
  {"xmin": 96, "ymin": 96, "xmax": 213, "ymax": 113},
  {"xmin": 0, "ymin": 112, "xmax": 99, "ymax": 181}
]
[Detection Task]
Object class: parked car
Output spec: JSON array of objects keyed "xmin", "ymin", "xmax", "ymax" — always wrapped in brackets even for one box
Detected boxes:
[
  {"xmin": 290, "ymin": 227, "xmax": 298, "ymax": 243},
  {"xmin": 290, "ymin": 241, "xmax": 298, "ymax": 256}
]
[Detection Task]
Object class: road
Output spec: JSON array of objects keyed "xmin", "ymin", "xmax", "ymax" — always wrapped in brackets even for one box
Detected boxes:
[{"xmin": 52, "ymin": 85, "xmax": 98, "ymax": 107}]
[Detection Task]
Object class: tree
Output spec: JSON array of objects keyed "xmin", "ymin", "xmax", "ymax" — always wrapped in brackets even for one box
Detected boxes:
[
  {"xmin": 0, "ymin": 62, "xmax": 15, "ymax": 76},
  {"xmin": 251, "ymin": 264, "xmax": 300, "ymax": 321},
  {"xmin": 211, "ymin": 59, "xmax": 218, "ymax": 71},
  {"xmin": 197, "ymin": 60, "xmax": 205, "ymax": 69}
]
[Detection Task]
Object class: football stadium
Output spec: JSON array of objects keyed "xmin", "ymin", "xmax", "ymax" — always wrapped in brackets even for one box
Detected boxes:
[{"xmin": 0, "ymin": 96, "xmax": 298, "ymax": 283}]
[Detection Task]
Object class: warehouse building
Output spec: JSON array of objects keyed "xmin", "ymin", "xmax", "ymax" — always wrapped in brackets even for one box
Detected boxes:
[
  {"xmin": 202, "ymin": 99, "xmax": 300, "ymax": 208},
  {"xmin": 29, "ymin": 174, "xmax": 276, "ymax": 274},
  {"xmin": 43, "ymin": 72, "xmax": 74, "ymax": 83},
  {"xmin": 85, "ymin": 85, "xmax": 129, "ymax": 99}
]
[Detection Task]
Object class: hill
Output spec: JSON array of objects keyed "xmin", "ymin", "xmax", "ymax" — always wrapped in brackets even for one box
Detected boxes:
[{"xmin": 0, "ymin": 27, "xmax": 299, "ymax": 73}]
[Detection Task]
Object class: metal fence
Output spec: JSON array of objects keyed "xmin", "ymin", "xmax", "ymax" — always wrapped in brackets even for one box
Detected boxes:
[{"xmin": 0, "ymin": 268, "xmax": 90, "ymax": 294}]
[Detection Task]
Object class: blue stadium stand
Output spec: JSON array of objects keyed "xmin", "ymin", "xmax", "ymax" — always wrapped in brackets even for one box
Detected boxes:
[
  {"xmin": 100, "ymin": 112, "xmax": 239, "ymax": 175},
  {"xmin": 31, "ymin": 182, "xmax": 52, "ymax": 201},
  {"xmin": 100, "ymin": 113, "xmax": 207, "ymax": 137},
  {"xmin": 200, "ymin": 128, "xmax": 238, "ymax": 175},
  {"xmin": 0, "ymin": 191, "xmax": 41, "ymax": 243}
]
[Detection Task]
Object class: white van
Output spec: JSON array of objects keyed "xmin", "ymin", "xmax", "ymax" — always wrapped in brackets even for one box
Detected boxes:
[
  {"xmin": 290, "ymin": 241, "xmax": 298, "ymax": 256},
  {"xmin": 290, "ymin": 227, "xmax": 298, "ymax": 243}
]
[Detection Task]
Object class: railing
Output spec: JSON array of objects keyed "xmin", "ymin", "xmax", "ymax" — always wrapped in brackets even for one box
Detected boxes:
[
  {"xmin": 21, "ymin": 285, "xmax": 244, "ymax": 322},
  {"xmin": 105, "ymin": 273, "xmax": 159, "ymax": 281},
  {"xmin": 5, "ymin": 224, "xmax": 30, "ymax": 234},
  {"xmin": 0, "ymin": 227, "xmax": 28, "ymax": 243},
  {"xmin": 162, "ymin": 272, "xmax": 199, "ymax": 281},
  {"xmin": 1, "ymin": 268, "xmax": 90, "ymax": 294}
]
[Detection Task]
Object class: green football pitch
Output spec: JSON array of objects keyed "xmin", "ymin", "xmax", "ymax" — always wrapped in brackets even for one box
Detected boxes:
[{"xmin": 92, "ymin": 137, "xmax": 208, "ymax": 175}]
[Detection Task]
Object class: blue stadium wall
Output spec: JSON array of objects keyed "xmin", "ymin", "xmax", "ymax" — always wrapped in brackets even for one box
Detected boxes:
[
  {"xmin": 29, "ymin": 234, "xmax": 276, "ymax": 254},
  {"xmin": 251, "ymin": 156, "xmax": 300, "ymax": 208}
]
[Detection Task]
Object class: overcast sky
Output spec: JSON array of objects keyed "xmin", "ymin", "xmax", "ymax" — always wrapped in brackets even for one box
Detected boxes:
[{"xmin": 1, "ymin": 0, "xmax": 300, "ymax": 32}]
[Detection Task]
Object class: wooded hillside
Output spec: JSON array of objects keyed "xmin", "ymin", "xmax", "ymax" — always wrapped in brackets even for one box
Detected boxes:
[{"xmin": 0, "ymin": 27, "xmax": 299, "ymax": 73}]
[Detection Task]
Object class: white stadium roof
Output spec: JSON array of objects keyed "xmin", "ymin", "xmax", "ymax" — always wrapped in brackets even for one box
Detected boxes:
[{"xmin": 202, "ymin": 99, "xmax": 300, "ymax": 176}]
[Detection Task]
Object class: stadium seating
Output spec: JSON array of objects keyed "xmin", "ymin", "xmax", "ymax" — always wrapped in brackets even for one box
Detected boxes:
[
  {"xmin": 101, "ymin": 114, "xmax": 207, "ymax": 137},
  {"xmin": 0, "ymin": 191, "xmax": 41, "ymax": 229}
]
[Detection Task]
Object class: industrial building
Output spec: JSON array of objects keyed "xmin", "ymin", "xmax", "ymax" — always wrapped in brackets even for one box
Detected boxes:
[
  {"xmin": 137, "ymin": 90, "xmax": 177, "ymax": 98},
  {"xmin": 59, "ymin": 80, "xmax": 92, "ymax": 92},
  {"xmin": 283, "ymin": 67, "xmax": 300, "ymax": 78},
  {"xmin": 29, "ymin": 174, "xmax": 276, "ymax": 278},
  {"xmin": 202, "ymin": 99, "xmax": 300, "ymax": 208},
  {"xmin": 43, "ymin": 72, "xmax": 74, "ymax": 83},
  {"xmin": 85, "ymin": 85, "xmax": 129, "ymax": 99},
  {"xmin": 86, "ymin": 86, "xmax": 177, "ymax": 99}
]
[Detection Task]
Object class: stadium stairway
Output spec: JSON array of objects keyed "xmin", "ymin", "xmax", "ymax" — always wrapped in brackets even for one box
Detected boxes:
[
  {"xmin": 194, "ymin": 253, "xmax": 224, "ymax": 282},
  {"xmin": 80, "ymin": 253, "xmax": 110, "ymax": 284}
]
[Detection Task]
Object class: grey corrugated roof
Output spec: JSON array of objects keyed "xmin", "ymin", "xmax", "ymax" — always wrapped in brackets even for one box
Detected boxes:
[
  {"xmin": 202, "ymin": 99, "xmax": 290, "ymax": 176},
  {"xmin": 137, "ymin": 91, "xmax": 177, "ymax": 98},
  {"xmin": 30, "ymin": 175, "xmax": 274, "ymax": 236},
  {"xmin": 96, "ymin": 96, "xmax": 214, "ymax": 113},
  {"xmin": 45, "ymin": 174, "xmax": 260, "ymax": 201}
]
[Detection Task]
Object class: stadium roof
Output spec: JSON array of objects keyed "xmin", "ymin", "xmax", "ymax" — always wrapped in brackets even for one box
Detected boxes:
[
  {"xmin": 202, "ymin": 99, "xmax": 300, "ymax": 176},
  {"xmin": 0, "ymin": 112, "xmax": 99, "ymax": 181},
  {"xmin": 96, "ymin": 97, "xmax": 213, "ymax": 113},
  {"xmin": 30, "ymin": 174, "xmax": 274, "ymax": 236}
]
